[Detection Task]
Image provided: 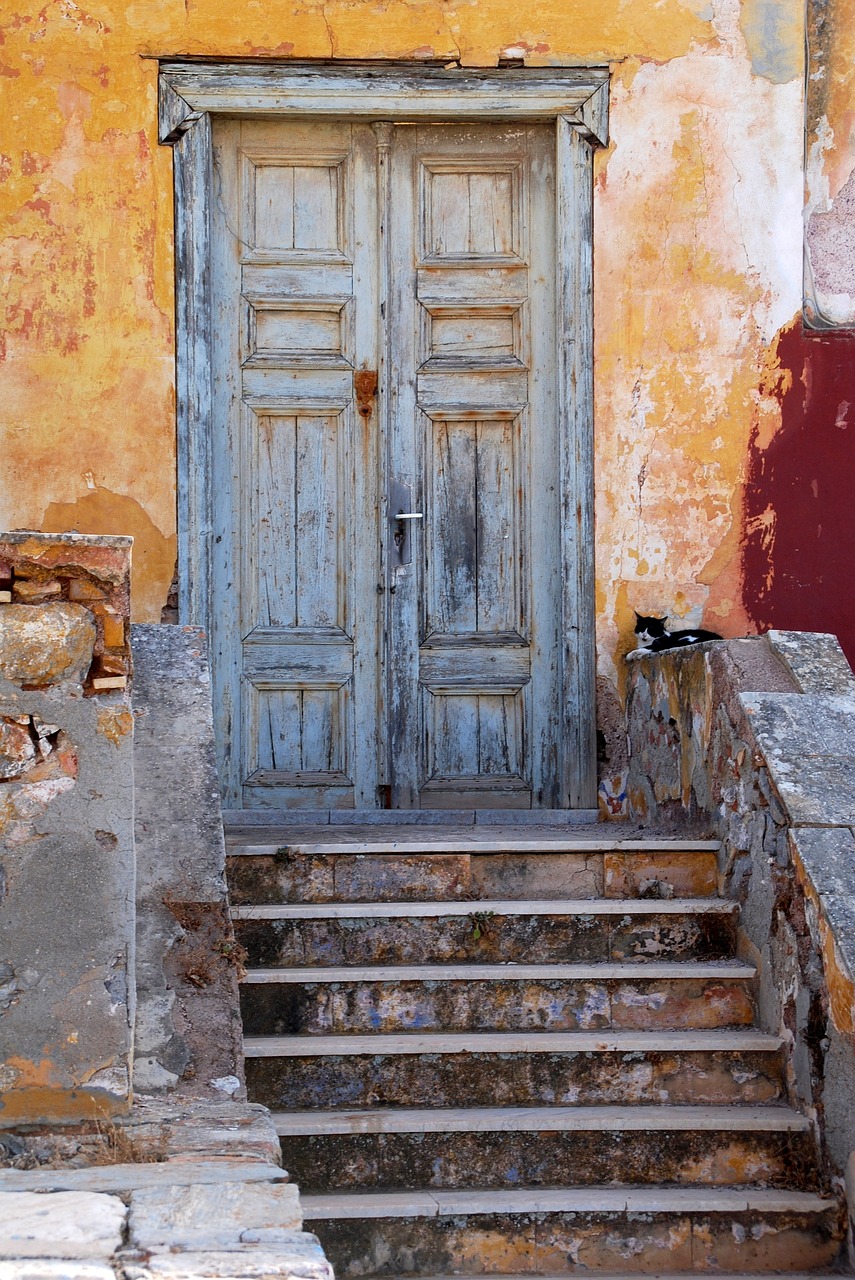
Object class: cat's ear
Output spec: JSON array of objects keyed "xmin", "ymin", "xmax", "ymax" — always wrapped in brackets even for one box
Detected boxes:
[{"xmin": 658, "ymin": 616, "xmax": 668, "ymax": 623}]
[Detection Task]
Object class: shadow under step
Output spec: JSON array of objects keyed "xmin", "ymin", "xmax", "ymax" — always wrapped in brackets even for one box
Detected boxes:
[
  {"xmin": 232, "ymin": 898, "xmax": 740, "ymax": 966},
  {"xmin": 301, "ymin": 1186, "xmax": 844, "ymax": 1275},
  {"xmin": 243, "ymin": 1029, "xmax": 786, "ymax": 1109},
  {"xmin": 240, "ymin": 960, "xmax": 757, "ymax": 1035},
  {"xmin": 274, "ymin": 1104, "xmax": 816, "ymax": 1192}
]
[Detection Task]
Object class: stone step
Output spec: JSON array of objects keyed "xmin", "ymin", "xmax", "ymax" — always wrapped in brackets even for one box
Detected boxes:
[
  {"xmin": 243, "ymin": 1030, "xmax": 785, "ymax": 1110},
  {"xmin": 299, "ymin": 1187, "xmax": 844, "ymax": 1275},
  {"xmin": 239, "ymin": 961, "xmax": 756, "ymax": 1035},
  {"xmin": 227, "ymin": 840, "xmax": 720, "ymax": 905},
  {"xmin": 272, "ymin": 1104, "xmax": 816, "ymax": 1193},
  {"xmin": 232, "ymin": 898, "xmax": 739, "ymax": 966}
]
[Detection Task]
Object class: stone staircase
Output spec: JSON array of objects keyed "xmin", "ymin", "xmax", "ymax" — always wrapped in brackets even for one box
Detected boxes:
[{"xmin": 226, "ymin": 824, "xmax": 846, "ymax": 1275}]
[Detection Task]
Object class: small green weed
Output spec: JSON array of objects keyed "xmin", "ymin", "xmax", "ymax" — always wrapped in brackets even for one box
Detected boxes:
[{"xmin": 468, "ymin": 909, "xmax": 495, "ymax": 941}]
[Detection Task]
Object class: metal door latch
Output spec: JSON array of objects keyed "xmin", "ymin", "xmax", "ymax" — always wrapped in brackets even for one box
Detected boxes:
[{"xmin": 388, "ymin": 481, "xmax": 422, "ymax": 569}]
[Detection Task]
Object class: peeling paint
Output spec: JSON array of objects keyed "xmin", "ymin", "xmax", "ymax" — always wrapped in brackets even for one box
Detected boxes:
[
  {"xmin": 739, "ymin": 0, "xmax": 803, "ymax": 83},
  {"xmin": 96, "ymin": 704, "xmax": 134, "ymax": 746}
]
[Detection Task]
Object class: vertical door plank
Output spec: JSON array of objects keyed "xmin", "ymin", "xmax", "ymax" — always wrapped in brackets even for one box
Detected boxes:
[
  {"xmin": 293, "ymin": 164, "xmax": 339, "ymax": 251},
  {"xmin": 429, "ymin": 171, "xmax": 470, "ymax": 256},
  {"xmin": 468, "ymin": 172, "xmax": 514, "ymax": 256},
  {"xmin": 557, "ymin": 118, "xmax": 597, "ymax": 808},
  {"xmin": 256, "ymin": 413, "xmax": 298, "ymax": 627},
  {"xmin": 431, "ymin": 419, "xmax": 477, "ymax": 635},
  {"xmin": 210, "ymin": 116, "xmax": 244, "ymax": 806},
  {"xmin": 475, "ymin": 417, "xmax": 516, "ymax": 634},
  {"xmin": 255, "ymin": 164, "xmax": 295, "ymax": 250},
  {"xmin": 478, "ymin": 694, "xmax": 516, "ymax": 774},
  {"xmin": 264, "ymin": 688, "xmax": 302, "ymax": 770},
  {"xmin": 295, "ymin": 413, "xmax": 340, "ymax": 628},
  {"xmin": 386, "ymin": 126, "xmax": 422, "ymax": 806},
  {"xmin": 301, "ymin": 688, "xmax": 336, "ymax": 771},
  {"xmin": 349, "ymin": 124, "xmax": 382, "ymax": 805}
]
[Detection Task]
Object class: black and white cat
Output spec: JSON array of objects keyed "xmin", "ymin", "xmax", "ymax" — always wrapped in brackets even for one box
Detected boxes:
[{"xmin": 627, "ymin": 612, "xmax": 722, "ymax": 658}]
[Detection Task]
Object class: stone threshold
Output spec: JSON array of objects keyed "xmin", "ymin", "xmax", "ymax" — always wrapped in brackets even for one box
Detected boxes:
[{"xmin": 228, "ymin": 835, "xmax": 721, "ymax": 855}]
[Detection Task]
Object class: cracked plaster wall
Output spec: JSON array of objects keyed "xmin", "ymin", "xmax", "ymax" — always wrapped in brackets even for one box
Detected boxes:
[{"xmin": 1, "ymin": 0, "xmax": 850, "ymax": 695}]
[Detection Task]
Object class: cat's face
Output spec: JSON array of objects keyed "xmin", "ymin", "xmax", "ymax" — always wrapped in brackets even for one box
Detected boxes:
[{"xmin": 634, "ymin": 613, "xmax": 667, "ymax": 643}]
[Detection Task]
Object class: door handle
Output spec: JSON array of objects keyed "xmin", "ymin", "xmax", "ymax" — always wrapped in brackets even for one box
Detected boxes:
[
  {"xmin": 393, "ymin": 512, "xmax": 423, "ymax": 556},
  {"xmin": 388, "ymin": 483, "xmax": 422, "ymax": 569}
]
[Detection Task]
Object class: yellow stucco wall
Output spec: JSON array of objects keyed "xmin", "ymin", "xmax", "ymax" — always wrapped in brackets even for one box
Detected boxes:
[{"xmin": 0, "ymin": 0, "xmax": 806, "ymax": 674}]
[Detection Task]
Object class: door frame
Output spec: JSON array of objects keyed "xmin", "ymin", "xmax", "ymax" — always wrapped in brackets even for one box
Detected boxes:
[{"xmin": 158, "ymin": 60, "xmax": 609, "ymax": 808}]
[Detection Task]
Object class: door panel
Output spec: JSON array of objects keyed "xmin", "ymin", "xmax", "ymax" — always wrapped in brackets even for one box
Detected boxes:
[
  {"xmin": 212, "ymin": 119, "xmax": 380, "ymax": 809},
  {"xmin": 387, "ymin": 124, "xmax": 558, "ymax": 808},
  {"xmin": 211, "ymin": 118, "xmax": 566, "ymax": 810}
]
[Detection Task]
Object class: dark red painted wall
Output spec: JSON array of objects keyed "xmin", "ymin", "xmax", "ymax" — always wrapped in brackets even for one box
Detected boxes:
[{"xmin": 742, "ymin": 324, "xmax": 855, "ymax": 667}]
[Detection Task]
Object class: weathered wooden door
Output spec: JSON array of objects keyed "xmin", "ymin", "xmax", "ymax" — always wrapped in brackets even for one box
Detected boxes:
[{"xmin": 211, "ymin": 117, "xmax": 570, "ymax": 810}]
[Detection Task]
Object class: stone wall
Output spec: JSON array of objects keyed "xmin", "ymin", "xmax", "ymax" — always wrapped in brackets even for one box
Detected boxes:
[
  {"xmin": 624, "ymin": 631, "xmax": 855, "ymax": 1220},
  {"xmin": 0, "ymin": 533, "xmax": 135, "ymax": 1124}
]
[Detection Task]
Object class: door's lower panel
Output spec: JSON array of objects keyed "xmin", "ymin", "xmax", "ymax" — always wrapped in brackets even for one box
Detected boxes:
[
  {"xmin": 243, "ymin": 771, "xmax": 355, "ymax": 809},
  {"xmin": 419, "ymin": 776, "xmax": 531, "ymax": 810}
]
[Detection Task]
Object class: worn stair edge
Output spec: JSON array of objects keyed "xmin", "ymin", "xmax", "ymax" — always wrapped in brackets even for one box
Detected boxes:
[
  {"xmin": 300, "ymin": 1186, "xmax": 836, "ymax": 1220},
  {"xmin": 228, "ymin": 838, "xmax": 721, "ymax": 855},
  {"xmin": 243, "ymin": 1030, "xmax": 783, "ymax": 1057},
  {"xmin": 232, "ymin": 898, "xmax": 738, "ymax": 920},
  {"xmin": 355, "ymin": 1275, "xmax": 836, "ymax": 1279},
  {"xmin": 271, "ymin": 1104, "xmax": 812, "ymax": 1136},
  {"xmin": 243, "ymin": 961, "xmax": 757, "ymax": 983}
]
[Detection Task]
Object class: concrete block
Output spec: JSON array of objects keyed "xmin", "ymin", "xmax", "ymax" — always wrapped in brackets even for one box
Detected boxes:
[
  {"xmin": 790, "ymin": 826, "xmax": 855, "ymax": 901},
  {"xmin": 768, "ymin": 629, "xmax": 855, "ymax": 698},
  {"xmin": 0, "ymin": 1160, "xmax": 289, "ymax": 1196},
  {"xmin": 121, "ymin": 1235, "xmax": 333, "ymax": 1280},
  {"xmin": 741, "ymin": 691, "xmax": 855, "ymax": 826},
  {"xmin": 0, "ymin": 1191, "xmax": 126, "ymax": 1259},
  {"xmin": 129, "ymin": 1181, "xmax": 301, "ymax": 1248}
]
